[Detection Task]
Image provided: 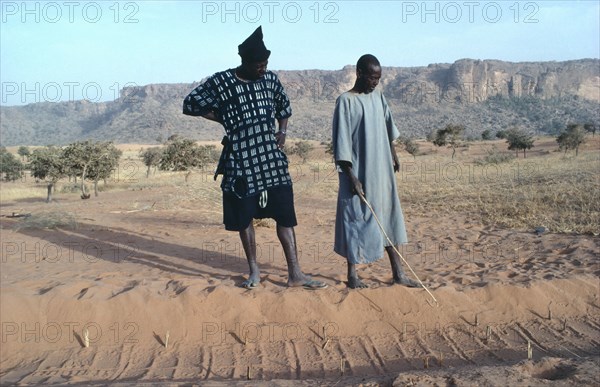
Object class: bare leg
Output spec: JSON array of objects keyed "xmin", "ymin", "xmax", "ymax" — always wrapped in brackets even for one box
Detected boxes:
[
  {"xmin": 277, "ymin": 225, "xmax": 326, "ymax": 288},
  {"xmin": 347, "ymin": 262, "xmax": 368, "ymax": 289},
  {"xmin": 386, "ymin": 245, "xmax": 422, "ymax": 288},
  {"xmin": 239, "ymin": 222, "xmax": 260, "ymax": 287},
  {"xmin": 276, "ymin": 225, "xmax": 310, "ymax": 286}
]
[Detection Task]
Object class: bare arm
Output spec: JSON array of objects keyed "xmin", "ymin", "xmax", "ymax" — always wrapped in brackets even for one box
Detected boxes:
[
  {"xmin": 275, "ymin": 117, "xmax": 288, "ymax": 148},
  {"xmin": 390, "ymin": 140, "xmax": 400, "ymax": 172}
]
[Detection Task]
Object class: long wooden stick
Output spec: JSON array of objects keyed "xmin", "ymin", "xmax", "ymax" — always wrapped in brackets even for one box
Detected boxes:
[{"xmin": 358, "ymin": 191, "xmax": 439, "ymax": 306}]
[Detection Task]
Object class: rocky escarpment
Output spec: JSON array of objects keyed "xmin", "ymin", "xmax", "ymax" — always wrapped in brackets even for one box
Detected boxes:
[{"xmin": 1, "ymin": 59, "xmax": 598, "ymax": 145}]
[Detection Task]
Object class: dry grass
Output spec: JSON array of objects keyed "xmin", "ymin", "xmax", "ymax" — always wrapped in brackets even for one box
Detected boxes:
[
  {"xmin": 0, "ymin": 184, "xmax": 44, "ymax": 202},
  {"xmin": 293, "ymin": 138, "xmax": 599, "ymax": 235},
  {"xmin": 14, "ymin": 211, "xmax": 79, "ymax": 231},
  {"xmin": 480, "ymin": 155, "xmax": 599, "ymax": 234},
  {"xmin": 399, "ymin": 148, "xmax": 600, "ymax": 235},
  {"xmin": 253, "ymin": 218, "xmax": 274, "ymax": 228},
  {"xmin": 2, "ymin": 138, "xmax": 598, "ymax": 235}
]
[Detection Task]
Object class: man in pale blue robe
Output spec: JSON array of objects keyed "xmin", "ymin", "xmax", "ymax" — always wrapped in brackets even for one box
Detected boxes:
[{"xmin": 332, "ymin": 54, "xmax": 421, "ymax": 289}]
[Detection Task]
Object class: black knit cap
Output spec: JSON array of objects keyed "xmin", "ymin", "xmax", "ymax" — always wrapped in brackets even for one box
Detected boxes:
[{"xmin": 238, "ymin": 26, "xmax": 271, "ymax": 62}]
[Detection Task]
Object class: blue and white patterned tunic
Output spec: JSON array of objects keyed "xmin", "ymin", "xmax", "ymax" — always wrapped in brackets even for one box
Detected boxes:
[{"xmin": 183, "ymin": 69, "xmax": 293, "ymax": 198}]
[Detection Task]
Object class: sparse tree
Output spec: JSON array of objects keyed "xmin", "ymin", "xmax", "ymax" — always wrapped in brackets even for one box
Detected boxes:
[
  {"xmin": 0, "ymin": 147, "xmax": 23, "ymax": 182},
  {"xmin": 495, "ymin": 130, "xmax": 508, "ymax": 139},
  {"xmin": 583, "ymin": 123, "xmax": 597, "ymax": 137},
  {"xmin": 159, "ymin": 137, "xmax": 211, "ymax": 181},
  {"xmin": 204, "ymin": 145, "xmax": 220, "ymax": 163},
  {"xmin": 17, "ymin": 146, "xmax": 31, "ymax": 161},
  {"xmin": 86, "ymin": 142, "xmax": 122, "ymax": 196},
  {"xmin": 140, "ymin": 147, "xmax": 163, "ymax": 177},
  {"xmin": 426, "ymin": 130, "xmax": 436, "ymax": 142},
  {"xmin": 62, "ymin": 140, "xmax": 121, "ymax": 199},
  {"xmin": 433, "ymin": 124, "xmax": 464, "ymax": 159},
  {"xmin": 397, "ymin": 136, "xmax": 420, "ymax": 160},
  {"xmin": 557, "ymin": 124, "xmax": 587, "ymax": 156},
  {"xmin": 289, "ymin": 140, "xmax": 314, "ymax": 164},
  {"xmin": 481, "ymin": 129, "xmax": 493, "ymax": 140},
  {"xmin": 505, "ymin": 127, "xmax": 535, "ymax": 158},
  {"xmin": 63, "ymin": 141, "xmax": 92, "ymax": 198},
  {"xmin": 29, "ymin": 146, "xmax": 65, "ymax": 202}
]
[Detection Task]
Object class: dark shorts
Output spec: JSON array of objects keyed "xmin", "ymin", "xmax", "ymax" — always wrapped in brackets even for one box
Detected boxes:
[{"xmin": 223, "ymin": 185, "xmax": 297, "ymax": 231}]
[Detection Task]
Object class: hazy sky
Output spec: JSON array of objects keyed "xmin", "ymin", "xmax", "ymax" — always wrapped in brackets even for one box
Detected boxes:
[{"xmin": 1, "ymin": 0, "xmax": 599, "ymax": 105}]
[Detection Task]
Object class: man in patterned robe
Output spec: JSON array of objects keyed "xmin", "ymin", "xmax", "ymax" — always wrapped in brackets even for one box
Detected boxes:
[{"xmin": 183, "ymin": 26, "xmax": 326, "ymax": 290}]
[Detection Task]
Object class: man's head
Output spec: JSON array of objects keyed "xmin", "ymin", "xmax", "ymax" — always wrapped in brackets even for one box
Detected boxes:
[
  {"xmin": 237, "ymin": 26, "xmax": 270, "ymax": 80},
  {"xmin": 239, "ymin": 59, "xmax": 268, "ymax": 80},
  {"xmin": 355, "ymin": 54, "xmax": 381, "ymax": 93}
]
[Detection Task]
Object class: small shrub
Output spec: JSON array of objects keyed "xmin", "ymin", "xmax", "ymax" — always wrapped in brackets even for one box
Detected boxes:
[
  {"xmin": 475, "ymin": 147, "xmax": 514, "ymax": 165},
  {"xmin": 14, "ymin": 211, "xmax": 78, "ymax": 231}
]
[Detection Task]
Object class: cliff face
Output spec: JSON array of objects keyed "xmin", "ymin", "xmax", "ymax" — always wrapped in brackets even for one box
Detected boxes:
[
  {"xmin": 380, "ymin": 59, "xmax": 600, "ymax": 104},
  {"xmin": 1, "ymin": 59, "xmax": 598, "ymax": 146},
  {"xmin": 445, "ymin": 59, "xmax": 599, "ymax": 101}
]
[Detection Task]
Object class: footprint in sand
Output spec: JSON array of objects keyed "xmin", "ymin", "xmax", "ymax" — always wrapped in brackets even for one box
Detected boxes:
[
  {"xmin": 161, "ymin": 280, "xmax": 188, "ymax": 297},
  {"xmin": 527, "ymin": 358, "xmax": 578, "ymax": 381},
  {"xmin": 38, "ymin": 282, "xmax": 61, "ymax": 295},
  {"xmin": 110, "ymin": 280, "xmax": 140, "ymax": 298},
  {"xmin": 76, "ymin": 288, "xmax": 89, "ymax": 300},
  {"xmin": 448, "ymin": 275, "xmax": 472, "ymax": 286},
  {"xmin": 522, "ymin": 263, "xmax": 534, "ymax": 270}
]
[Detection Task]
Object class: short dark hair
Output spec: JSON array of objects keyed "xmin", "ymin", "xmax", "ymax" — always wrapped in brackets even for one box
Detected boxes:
[{"xmin": 357, "ymin": 54, "xmax": 380, "ymax": 73}]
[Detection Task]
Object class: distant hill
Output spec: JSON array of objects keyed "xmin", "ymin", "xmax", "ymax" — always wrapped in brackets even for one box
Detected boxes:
[{"xmin": 1, "ymin": 58, "xmax": 598, "ymax": 146}]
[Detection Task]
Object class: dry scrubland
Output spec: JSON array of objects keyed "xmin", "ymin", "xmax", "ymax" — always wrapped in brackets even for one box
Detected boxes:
[
  {"xmin": 4, "ymin": 137, "xmax": 599, "ymax": 235},
  {"xmin": 0, "ymin": 137, "xmax": 599, "ymax": 386}
]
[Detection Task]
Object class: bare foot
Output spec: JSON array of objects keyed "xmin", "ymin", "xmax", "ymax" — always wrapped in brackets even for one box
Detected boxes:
[
  {"xmin": 241, "ymin": 278, "xmax": 259, "ymax": 289},
  {"xmin": 348, "ymin": 276, "xmax": 368, "ymax": 289},
  {"xmin": 394, "ymin": 276, "xmax": 422, "ymax": 288},
  {"xmin": 287, "ymin": 273, "xmax": 311, "ymax": 287},
  {"xmin": 241, "ymin": 271, "xmax": 261, "ymax": 289}
]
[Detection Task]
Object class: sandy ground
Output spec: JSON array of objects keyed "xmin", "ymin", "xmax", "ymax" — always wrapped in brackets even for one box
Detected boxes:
[{"xmin": 1, "ymin": 142, "xmax": 599, "ymax": 386}]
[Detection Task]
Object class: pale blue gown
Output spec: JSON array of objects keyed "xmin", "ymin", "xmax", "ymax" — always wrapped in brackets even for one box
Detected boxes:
[{"xmin": 332, "ymin": 90, "xmax": 408, "ymax": 264}]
